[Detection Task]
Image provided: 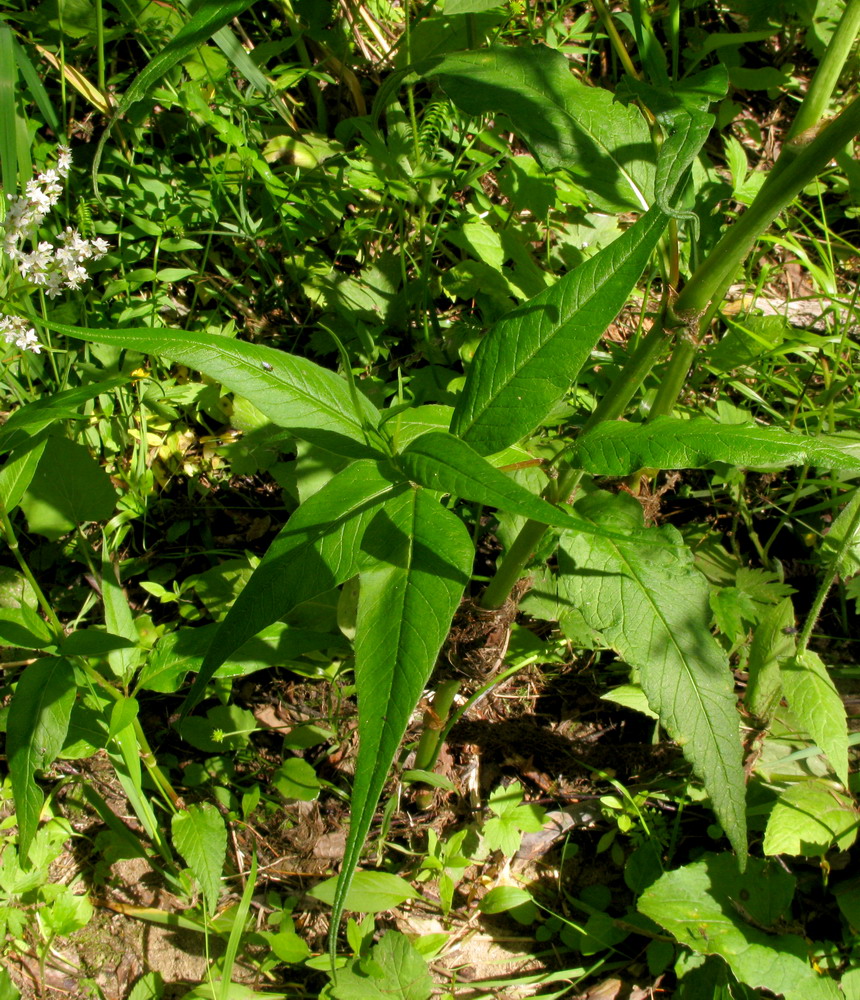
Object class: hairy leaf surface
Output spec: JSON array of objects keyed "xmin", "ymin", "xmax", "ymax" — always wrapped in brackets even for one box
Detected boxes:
[
  {"xmin": 558, "ymin": 492, "xmax": 746, "ymax": 858},
  {"xmin": 7, "ymin": 657, "xmax": 76, "ymax": 860},
  {"xmin": 450, "ymin": 207, "xmax": 666, "ymax": 455},
  {"xmin": 183, "ymin": 461, "xmax": 407, "ymax": 712},
  {"xmin": 575, "ymin": 416, "xmax": 860, "ymax": 475},
  {"xmin": 46, "ymin": 322, "xmax": 380, "ymax": 458},
  {"xmin": 428, "ymin": 45, "xmax": 655, "ymax": 211},
  {"xmin": 331, "ymin": 489, "xmax": 472, "ymax": 943}
]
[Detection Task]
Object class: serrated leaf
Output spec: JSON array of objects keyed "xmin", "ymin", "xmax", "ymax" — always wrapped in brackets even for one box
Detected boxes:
[
  {"xmin": 427, "ymin": 45, "xmax": 655, "ymax": 211},
  {"xmin": 763, "ymin": 779, "xmax": 859, "ymax": 856},
  {"xmin": 331, "ymin": 490, "xmax": 472, "ymax": 942},
  {"xmin": 558, "ymin": 491, "xmax": 746, "ymax": 859},
  {"xmin": 7, "ymin": 657, "xmax": 76, "ymax": 860},
  {"xmin": 574, "ymin": 416, "xmax": 860, "ymax": 476},
  {"xmin": 400, "ymin": 431, "xmax": 656, "ymax": 543},
  {"xmin": 310, "ymin": 871, "xmax": 423, "ymax": 913},
  {"xmin": 330, "ymin": 931, "xmax": 434, "ymax": 1000},
  {"xmin": 182, "ymin": 461, "xmax": 407, "ymax": 712},
  {"xmin": 820, "ymin": 487, "xmax": 860, "ymax": 577},
  {"xmin": 450, "ymin": 207, "xmax": 666, "ymax": 455},
  {"xmin": 780, "ymin": 651, "xmax": 848, "ymax": 786},
  {"xmin": 171, "ymin": 803, "xmax": 227, "ymax": 912},
  {"xmin": 44, "ymin": 321, "xmax": 380, "ymax": 459},
  {"xmin": 639, "ymin": 854, "xmax": 840, "ymax": 1000}
]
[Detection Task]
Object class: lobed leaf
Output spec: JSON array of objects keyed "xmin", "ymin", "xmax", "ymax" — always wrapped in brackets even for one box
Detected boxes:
[
  {"xmin": 557, "ymin": 491, "xmax": 746, "ymax": 859},
  {"xmin": 450, "ymin": 207, "xmax": 666, "ymax": 455},
  {"xmin": 574, "ymin": 416, "xmax": 860, "ymax": 476},
  {"xmin": 7, "ymin": 657, "xmax": 76, "ymax": 860},
  {"xmin": 331, "ymin": 489, "xmax": 472, "ymax": 946},
  {"xmin": 43, "ymin": 321, "xmax": 381, "ymax": 459}
]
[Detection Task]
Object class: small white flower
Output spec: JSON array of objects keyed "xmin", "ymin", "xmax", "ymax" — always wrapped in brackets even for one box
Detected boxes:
[{"xmin": 0, "ymin": 315, "xmax": 41, "ymax": 354}]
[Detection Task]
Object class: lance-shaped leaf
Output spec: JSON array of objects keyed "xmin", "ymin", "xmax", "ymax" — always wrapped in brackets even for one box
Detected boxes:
[
  {"xmin": 427, "ymin": 45, "xmax": 655, "ymax": 212},
  {"xmin": 7, "ymin": 657, "xmax": 76, "ymax": 861},
  {"xmin": 450, "ymin": 207, "xmax": 666, "ymax": 456},
  {"xmin": 574, "ymin": 416, "xmax": 860, "ymax": 476},
  {"xmin": 44, "ymin": 321, "xmax": 380, "ymax": 459},
  {"xmin": 330, "ymin": 489, "xmax": 472, "ymax": 946},
  {"xmin": 400, "ymin": 430, "xmax": 657, "ymax": 544},
  {"xmin": 557, "ymin": 491, "xmax": 746, "ymax": 860},
  {"xmin": 183, "ymin": 461, "xmax": 407, "ymax": 712}
]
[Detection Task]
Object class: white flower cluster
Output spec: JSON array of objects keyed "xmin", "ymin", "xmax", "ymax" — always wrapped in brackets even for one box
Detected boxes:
[
  {"xmin": 2, "ymin": 145, "xmax": 109, "ymax": 300},
  {"xmin": 0, "ymin": 315, "xmax": 41, "ymax": 355}
]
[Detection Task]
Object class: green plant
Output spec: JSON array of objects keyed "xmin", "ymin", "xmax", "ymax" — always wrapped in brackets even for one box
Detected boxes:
[{"xmin": 2, "ymin": 0, "xmax": 860, "ymax": 994}]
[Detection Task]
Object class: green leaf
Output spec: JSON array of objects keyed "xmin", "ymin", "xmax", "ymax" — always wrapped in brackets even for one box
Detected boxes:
[
  {"xmin": 558, "ymin": 491, "xmax": 746, "ymax": 859},
  {"xmin": 0, "ymin": 378, "xmax": 128, "ymax": 458},
  {"xmin": 427, "ymin": 45, "xmax": 655, "ymax": 211},
  {"xmin": 0, "ymin": 438, "xmax": 48, "ymax": 514},
  {"xmin": 43, "ymin": 322, "xmax": 381, "ymax": 459},
  {"xmin": 93, "ymin": 0, "xmax": 256, "ymax": 174},
  {"xmin": 763, "ymin": 779, "xmax": 859, "ymax": 856},
  {"xmin": 59, "ymin": 630, "xmax": 137, "ymax": 657},
  {"xmin": 330, "ymin": 931, "xmax": 434, "ymax": 1000},
  {"xmin": 331, "ymin": 489, "xmax": 472, "ymax": 942},
  {"xmin": 20, "ymin": 436, "xmax": 117, "ymax": 539},
  {"xmin": 171, "ymin": 803, "xmax": 227, "ymax": 912},
  {"xmin": 745, "ymin": 599, "xmax": 795, "ymax": 722},
  {"xmin": 310, "ymin": 872, "xmax": 423, "ymax": 913},
  {"xmin": 574, "ymin": 416, "xmax": 860, "ymax": 476},
  {"xmin": 482, "ymin": 780, "xmax": 547, "ymax": 855},
  {"xmin": 450, "ymin": 207, "xmax": 666, "ymax": 455},
  {"xmin": 182, "ymin": 461, "xmax": 407, "ymax": 712},
  {"xmin": 400, "ymin": 431, "xmax": 655, "ymax": 543},
  {"xmin": 0, "ymin": 607, "xmax": 55, "ymax": 649},
  {"xmin": 272, "ymin": 758, "xmax": 321, "ymax": 801},
  {"xmin": 780, "ymin": 651, "xmax": 849, "ymax": 786},
  {"xmin": 820, "ymin": 487, "xmax": 860, "ymax": 577},
  {"xmin": 40, "ymin": 886, "xmax": 93, "ymax": 936},
  {"xmin": 654, "ymin": 107, "xmax": 713, "ymax": 233},
  {"xmin": 639, "ymin": 854, "xmax": 841, "ymax": 1000},
  {"xmin": 7, "ymin": 657, "xmax": 76, "ymax": 860},
  {"xmin": 478, "ymin": 886, "xmax": 534, "ymax": 913}
]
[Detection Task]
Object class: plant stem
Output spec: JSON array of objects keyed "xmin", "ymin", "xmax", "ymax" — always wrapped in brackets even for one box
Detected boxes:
[
  {"xmin": 797, "ymin": 490, "xmax": 860, "ymax": 654},
  {"xmin": 480, "ymin": 517, "xmax": 549, "ymax": 609},
  {"xmin": 412, "ymin": 678, "xmax": 461, "ymax": 809},
  {"xmin": 0, "ymin": 499, "xmax": 63, "ymax": 638}
]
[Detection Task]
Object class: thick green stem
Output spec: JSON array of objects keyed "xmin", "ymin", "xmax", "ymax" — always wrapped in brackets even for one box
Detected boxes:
[
  {"xmin": 480, "ymin": 518, "xmax": 550, "ymax": 609},
  {"xmin": 412, "ymin": 678, "xmax": 461, "ymax": 809},
  {"xmin": 785, "ymin": 0, "xmax": 860, "ymax": 144},
  {"xmin": 649, "ymin": 339, "xmax": 696, "ymax": 419}
]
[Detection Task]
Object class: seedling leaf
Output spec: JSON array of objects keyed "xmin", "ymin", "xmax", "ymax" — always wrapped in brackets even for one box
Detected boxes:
[{"xmin": 171, "ymin": 803, "xmax": 227, "ymax": 913}]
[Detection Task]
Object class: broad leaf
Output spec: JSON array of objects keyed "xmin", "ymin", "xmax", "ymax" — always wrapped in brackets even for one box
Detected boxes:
[
  {"xmin": 574, "ymin": 416, "xmax": 860, "ymax": 476},
  {"xmin": 20, "ymin": 437, "xmax": 117, "ymax": 539},
  {"xmin": 183, "ymin": 461, "xmax": 407, "ymax": 711},
  {"xmin": 450, "ymin": 206, "xmax": 666, "ymax": 455},
  {"xmin": 171, "ymin": 803, "xmax": 227, "ymax": 912},
  {"xmin": 428, "ymin": 45, "xmax": 655, "ymax": 211},
  {"xmin": 329, "ymin": 931, "xmax": 434, "ymax": 1000},
  {"xmin": 745, "ymin": 598, "xmax": 795, "ymax": 722},
  {"xmin": 639, "ymin": 854, "xmax": 840, "ymax": 1000},
  {"xmin": 331, "ymin": 489, "xmax": 472, "ymax": 942},
  {"xmin": 820, "ymin": 487, "xmax": 860, "ymax": 576},
  {"xmin": 763, "ymin": 780, "xmax": 858, "ymax": 856},
  {"xmin": 7, "ymin": 657, "xmax": 76, "ymax": 860},
  {"xmin": 44, "ymin": 321, "xmax": 380, "ymax": 459},
  {"xmin": 558, "ymin": 491, "xmax": 746, "ymax": 859},
  {"xmin": 780, "ymin": 651, "xmax": 849, "ymax": 786},
  {"xmin": 400, "ymin": 431, "xmax": 656, "ymax": 543},
  {"xmin": 310, "ymin": 871, "xmax": 422, "ymax": 913},
  {"xmin": 0, "ymin": 438, "xmax": 47, "ymax": 514}
]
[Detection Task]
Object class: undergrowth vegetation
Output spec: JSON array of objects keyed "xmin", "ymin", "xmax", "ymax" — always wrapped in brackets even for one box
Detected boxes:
[{"xmin": 0, "ymin": 0, "xmax": 859, "ymax": 997}]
